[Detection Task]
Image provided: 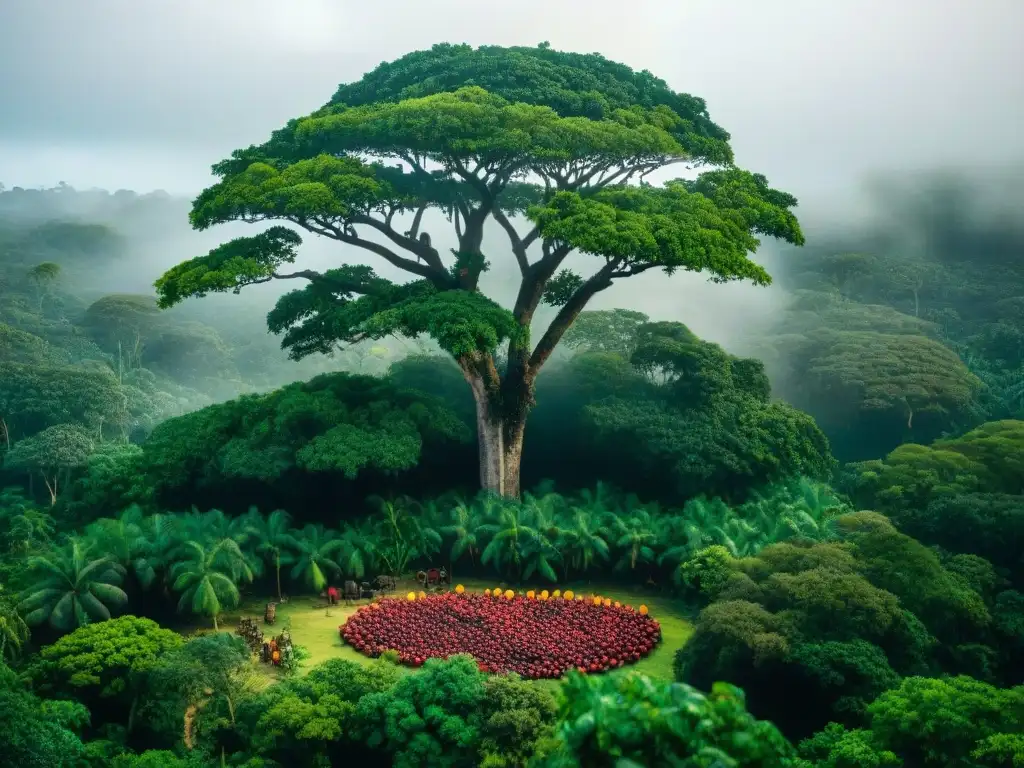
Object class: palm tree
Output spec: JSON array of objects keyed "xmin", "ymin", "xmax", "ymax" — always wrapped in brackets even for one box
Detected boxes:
[
  {"xmin": 180, "ymin": 508, "xmax": 257, "ymax": 586},
  {"xmin": 575, "ymin": 482, "xmax": 618, "ymax": 518},
  {"xmin": 560, "ymin": 509, "xmax": 610, "ymax": 577},
  {"xmin": 441, "ymin": 497, "xmax": 482, "ymax": 577},
  {"xmin": 523, "ymin": 491, "xmax": 570, "ymax": 543},
  {"xmin": 290, "ymin": 525, "xmax": 345, "ymax": 592},
  {"xmin": 169, "ymin": 540, "xmax": 251, "ymax": 630},
  {"xmin": 731, "ymin": 478, "xmax": 850, "ymax": 556},
  {"xmin": 658, "ymin": 497, "xmax": 738, "ymax": 570},
  {"xmin": 612, "ymin": 508, "xmax": 660, "ymax": 575},
  {"xmin": 367, "ymin": 496, "xmax": 442, "ymax": 577},
  {"xmin": 85, "ymin": 506, "xmax": 158, "ymax": 590},
  {"xmin": 132, "ymin": 511, "xmax": 182, "ymax": 591},
  {"xmin": 519, "ymin": 529, "xmax": 561, "ymax": 583},
  {"xmin": 479, "ymin": 503, "xmax": 543, "ymax": 582},
  {"xmin": 335, "ymin": 524, "xmax": 368, "ymax": 580},
  {"xmin": 18, "ymin": 538, "xmax": 128, "ymax": 632},
  {"xmin": 182, "ymin": 508, "xmax": 252, "ymax": 549},
  {"xmin": 240, "ymin": 508, "xmax": 298, "ymax": 600}
]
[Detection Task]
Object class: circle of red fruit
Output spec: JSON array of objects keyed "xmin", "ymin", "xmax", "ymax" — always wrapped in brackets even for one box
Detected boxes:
[{"xmin": 340, "ymin": 592, "xmax": 661, "ymax": 679}]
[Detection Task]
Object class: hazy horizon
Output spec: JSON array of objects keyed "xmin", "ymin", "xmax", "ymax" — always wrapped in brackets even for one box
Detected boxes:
[{"xmin": 2, "ymin": 0, "xmax": 1022, "ymax": 350}]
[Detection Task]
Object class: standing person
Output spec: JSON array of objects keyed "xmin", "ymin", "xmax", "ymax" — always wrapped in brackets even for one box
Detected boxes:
[{"xmin": 327, "ymin": 585, "xmax": 339, "ymax": 605}]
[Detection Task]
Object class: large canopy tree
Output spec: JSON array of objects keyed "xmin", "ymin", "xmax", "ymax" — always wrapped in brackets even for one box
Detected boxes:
[{"xmin": 155, "ymin": 43, "xmax": 804, "ymax": 497}]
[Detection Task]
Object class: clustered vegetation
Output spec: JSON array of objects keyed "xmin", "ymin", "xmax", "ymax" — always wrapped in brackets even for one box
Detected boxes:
[{"xmin": 0, "ymin": 42, "xmax": 1022, "ymax": 767}]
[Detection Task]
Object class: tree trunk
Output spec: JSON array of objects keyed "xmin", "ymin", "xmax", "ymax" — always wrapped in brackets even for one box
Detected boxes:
[
  {"xmin": 464, "ymin": 371, "xmax": 527, "ymax": 499},
  {"xmin": 213, "ymin": 613, "xmax": 219, "ymax": 631},
  {"xmin": 275, "ymin": 556, "xmax": 282, "ymax": 601},
  {"xmin": 127, "ymin": 694, "xmax": 139, "ymax": 734},
  {"xmin": 502, "ymin": 418, "xmax": 525, "ymax": 499},
  {"xmin": 43, "ymin": 473, "xmax": 57, "ymax": 506}
]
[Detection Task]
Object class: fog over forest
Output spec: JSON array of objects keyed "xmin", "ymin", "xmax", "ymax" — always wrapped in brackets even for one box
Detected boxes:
[
  {"xmin": 2, "ymin": 0, "xmax": 1023, "ymax": 350},
  {"xmin": 1, "ymin": 4, "xmax": 1023, "ymax": 767}
]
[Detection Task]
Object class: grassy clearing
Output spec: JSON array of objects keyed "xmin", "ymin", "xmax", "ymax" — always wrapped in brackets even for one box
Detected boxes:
[{"xmin": 178, "ymin": 577, "xmax": 694, "ymax": 686}]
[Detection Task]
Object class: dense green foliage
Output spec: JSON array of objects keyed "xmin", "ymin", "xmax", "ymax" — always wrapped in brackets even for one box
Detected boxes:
[
  {"xmin": 539, "ymin": 673, "xmax": 798, "ymax": 766},
  {"xmin": 154, "ymin": 42, "xmax": 806, "ymax": 499},
  {"xmin": 763, "ymin": 176, "xmax": 1024, "ymax": 461},
  {"xmin": 1, "ymin": 45, "xmax": 1023, "ymax": 768},
  {"xmin": 529, "ymin": 320, "xmax": 833, "ymax": 502}
]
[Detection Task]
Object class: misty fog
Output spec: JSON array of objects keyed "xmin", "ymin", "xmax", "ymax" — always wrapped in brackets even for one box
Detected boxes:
[{"xmin": 2, "ymin": 0, "xmax": 1023, "ymax": 360}]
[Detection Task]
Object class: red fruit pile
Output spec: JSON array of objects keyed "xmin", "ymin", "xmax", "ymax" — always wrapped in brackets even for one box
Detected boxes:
[{"xmin": 340, "ymin": 593, "xmax": 661, "ymax": 679}]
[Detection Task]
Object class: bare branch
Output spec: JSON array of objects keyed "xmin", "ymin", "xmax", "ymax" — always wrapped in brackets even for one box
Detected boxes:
[
  {"xmin": 352, "ymin": 213, "xmax": 443, "ymax": 266},
  {"xmin": 609, "ymin": 262, "xmax": 663, "ymax": 279},
  {"xmin": 510, "ymin": 242, "xmax": 572, "ymax": 326},
  {"xmin": 297, "ymin": 217, "xmax": 447, "ymax": 284},
  {"xmin": 398, "ymin": 152, "xmax": 432, "ymax": 179},
  {"xmin": 408, "ymin": 203, "xmax": 428, "ymax": 239},
  {"xmin": 491, "ymin": 208, "xmax": 530, "ymax": 274},
  {"xmin": 528, "ymin": 261, "xmax": 618, "ymax": 371},
  {"xmin": 451, "ymin": 157, "xmax": 490, "ymax": 198},
  {"xmin": 274, "ymin": 269, "xmax": 324, "ymax": 281}
]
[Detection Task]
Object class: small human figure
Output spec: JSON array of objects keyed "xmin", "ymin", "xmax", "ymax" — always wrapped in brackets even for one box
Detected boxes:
[
  {"xmin": 272, "ymin": 650, "xmax": 281, "ymax": 666},
  {"xmin": 327, "ymin": 585, "xmax": 339, "ymax": 605},
  {"xmin": 261, "ymin": 642, "xmax": 270, "ymax": 663}
]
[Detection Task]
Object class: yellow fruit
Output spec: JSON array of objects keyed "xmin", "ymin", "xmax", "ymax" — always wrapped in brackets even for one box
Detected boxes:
[
  {"xmin": 407, "ymin": 592, "xmax": 416, "ymax": 601},
  {"xmin": 553, "ymin": 589, "xmax": 561, "ymax": 598},
  {"xmin": 455, "ymin": 584, "xmax": 465, "ymax": 594},
  {"xmin": 527, "ymin": 590, "xmax": 536, "ymax": 599},
  {"xmin": 540, "ymin": 590, "xmax": 549, "ymax": 600},
  {"xmin": 639, "ymin": 604, "xmax": 649, "ymax": 616},
  {"xmin": 504, "ymin": 589, "xmax": 514, "ymax": 600},
  {"xmin": 564, "ymin": 590, "xmax": 575, "ymax": 600},
  {"xmin": 484, "ymin": 589, "xmax": 492, "ymax": 597}
]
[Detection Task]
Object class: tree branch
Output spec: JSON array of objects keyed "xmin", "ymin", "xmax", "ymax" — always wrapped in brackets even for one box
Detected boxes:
[
  {"xmin": 451, "ymin": 158, "xmax": 489, "ymax": 198},
  {"xmin": 491, "ymin": 208, "xmax": 531, "ymax": 274},
  {"xmin": 528, "ymin": 262, "xmax": 618, "ymax": 371},
  {"xmin": 297, "ymin": 217, "xmax": 449, "ymax": 286},
  {"xmin": 510, "ymin": 243, "xmax": 572, "ymax": 327},
  {"xmin": 352, "ymin": 214, "xmax": 447, "ymax": 273},
  {"xmin": 407, "ymin": 204, "xmax": 427, "ymax": 239},
  {"xmin": 609, "ymin": 262, "xmax": 663, "ymax": 279},
  {"xmin": 274, "ymin": 269, "xmax": 324, "ymax": 281}
]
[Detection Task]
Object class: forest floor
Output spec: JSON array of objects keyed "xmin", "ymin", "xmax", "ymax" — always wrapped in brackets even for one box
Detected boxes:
[{"xmin": 180, "ymin": 577, "xmax": 694, "ymax": 688}]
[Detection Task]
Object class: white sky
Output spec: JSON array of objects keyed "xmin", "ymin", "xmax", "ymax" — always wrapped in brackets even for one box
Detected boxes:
[
  {"xmin": 1, "ymin": 0, "xmax": 1021, "ymax": 346},
  {"xmin": 1, "ymin": 0, "xmax": 1021, "ymax": 203}
]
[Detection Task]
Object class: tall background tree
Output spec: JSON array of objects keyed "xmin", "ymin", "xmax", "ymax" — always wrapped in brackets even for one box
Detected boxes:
[{"xmin": 154, "ymin": 42, "xmax": 804, "ymax": 498}]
